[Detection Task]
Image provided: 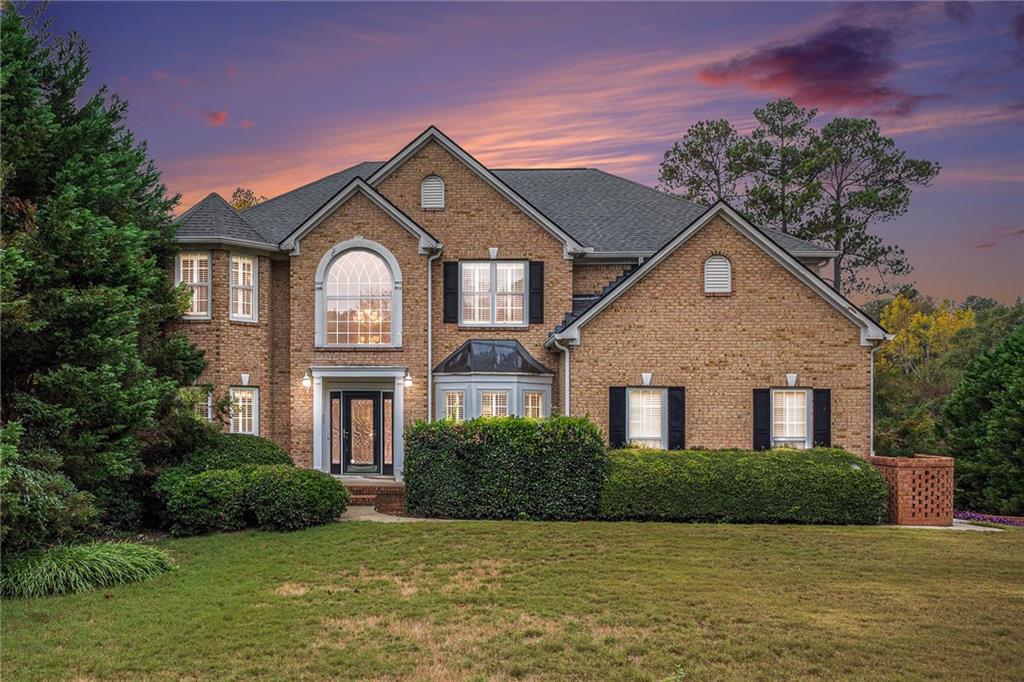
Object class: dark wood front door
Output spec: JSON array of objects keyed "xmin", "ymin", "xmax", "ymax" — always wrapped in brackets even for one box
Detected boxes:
[{"xmin": 344, "ymin": 391, "xmax": 380, "ymax": 474}]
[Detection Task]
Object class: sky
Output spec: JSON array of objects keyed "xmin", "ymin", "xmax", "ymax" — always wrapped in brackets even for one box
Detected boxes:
[{"xmin": 40, "ymin": 1, "xmax": 1024, "ymax": 303}]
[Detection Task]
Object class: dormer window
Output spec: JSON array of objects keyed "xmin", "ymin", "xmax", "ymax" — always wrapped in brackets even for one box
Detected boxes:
[
  {"xmin": 420, "ymin": 175, "xmax": 445, "ymax": 209},
  {"xmin": 704, "ymin": 255, "xmax": 732, "ymax": 294}
]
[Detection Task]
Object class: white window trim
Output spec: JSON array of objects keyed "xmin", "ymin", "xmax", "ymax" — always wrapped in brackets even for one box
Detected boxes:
[
  {"xmin": 522, "ymin": 390, "xmax": 545, "ymax": 419},
  {"xmin": 704, "ymin": 255, "xmax": 732, "ymax": 294},
  {"xmin": 443, "ymin": 390, "xmax": 465, "ymax": 422},
  {"xmin": 175, "ymin": 251, "xmax": 212, "ymax": 320},
  {"xmin": 458, "ymin": 260, "xmax": 528, "ymax": 327},
  {"xmin": 229, "ymin": 386, "xmax": 259, "ymax": 435},
  {"xmin": 479, "ymin": 390, "xmax": 510, "ymax": 418},
  {"xmin": 228, "ymin": 254, "xmax": 259, "ymax": 322},
  {"xmin": 313, "ymin": 238, "xmax": 403, "ymax": 348},
  {"xmin": 433, "ymin": 375, "xmax": 552, "ymax": 421},
  {"xmin": 770, "ymin": 388, "xmax": 813, "ymax": 449},
  {"xmin": 626, "ymin": 387, "xmax": 668, "ymax": 449},
  {"xmin": 420, "ymin": 175, "xmax": 445, "ymax": 209}
]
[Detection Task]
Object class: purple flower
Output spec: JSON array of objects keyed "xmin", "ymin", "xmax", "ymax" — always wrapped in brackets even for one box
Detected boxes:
[{"xmin": 954, "ymin": 510, "xmax": 1024, "ymax": 527}]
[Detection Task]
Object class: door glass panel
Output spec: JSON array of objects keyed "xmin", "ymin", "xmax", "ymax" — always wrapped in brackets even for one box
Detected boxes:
[
  {"xmin": 330, "ymin": 397, "xmax": 341, "ymax": 466},
  {"xmin": 350, "ymin": 399, "xmax": 375, "ymax": 465},
  {"xmin": 383, "ymin": 397, "xmax": 393, "ymax": 465}
]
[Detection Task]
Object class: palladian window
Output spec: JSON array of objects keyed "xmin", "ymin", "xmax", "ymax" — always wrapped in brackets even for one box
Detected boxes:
[{"xmin": 325, "ymin": 250, "xmax": 393, "ymax": 345}]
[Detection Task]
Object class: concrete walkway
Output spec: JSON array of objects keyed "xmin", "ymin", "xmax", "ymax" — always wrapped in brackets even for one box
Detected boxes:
[
  {"xmin": 340, "ymin": 506, "xmax": 433, "ymax": 523},
  {"xmin": 888, "ymin": 519, "xmax": 1003, "ymax": 532}
]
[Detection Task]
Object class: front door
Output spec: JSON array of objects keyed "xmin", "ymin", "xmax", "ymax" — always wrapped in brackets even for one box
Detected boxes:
[{"xmin": 344, "ymin": 391, "xmax": 380, "ymax": 474}]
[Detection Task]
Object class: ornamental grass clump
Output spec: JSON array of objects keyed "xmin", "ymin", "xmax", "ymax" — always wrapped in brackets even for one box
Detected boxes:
[{"xmin": 1, "ymin": 542, "xmax": 174, "ymax": 598}]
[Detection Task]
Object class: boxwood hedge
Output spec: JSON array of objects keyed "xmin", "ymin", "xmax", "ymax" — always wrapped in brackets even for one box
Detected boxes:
[
  {"xmin": 601, "ymin": 448, "xmax": 888, "ymax": 524},
  {"xmin": 164, "ymin": 468, "xmax": 249, "ymax": 536},
  {"xmin": 403, "ymin": 416, "xmax": 606, "ymax": 520},
  {"xmin": 183, "ymin": 433, "xmax": 293, "ymax": 472}
]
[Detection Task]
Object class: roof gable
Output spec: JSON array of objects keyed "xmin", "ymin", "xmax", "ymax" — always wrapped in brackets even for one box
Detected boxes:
[
  {"xmin": 175, "ymin": 192, "xmax": 275, "ymax": 249},
  {"xmin": 548, "ymin": 202, "xmax": 888, "ymax": 347},
  {"xmin": 280, "ymin": 177, "xmax": 440, "ymax": 254},
  {"xmin": 366, "ymin": 127, "xmax": 589, "ymax": 259}
]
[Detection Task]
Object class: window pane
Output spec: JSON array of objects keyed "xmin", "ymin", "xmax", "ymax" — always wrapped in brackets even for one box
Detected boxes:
[
  {"xmin": 462, "ymin": 293, "xmax": 490, "ymax": 324},
  {"xmin": 462, "ymin": 263, "xmax": 490, "ymax": 294},
  {"xmin": 231, "ymin": 388, "xmax": 256, "ymax": 434},
  {"xmin": 481, "ymin": 391, "xmax": 508, "ymax": 417},
  {"xmin": 444, "ymin": 391, "xmax": 464, "ymax": 421},
  {"xmin": 324, "ymin": 250, "xmax": 393, "ymax": 345},
  {"xmin": 496, "ymin": 262, "xmax": 525, "ymax": 294},
  {"xmin": 524, "ymin": 392, "xmax": 543, "ymax": 418},
  {"xmin": 232, "ymin": 256, "xmax": 253, "ymax": 287},
  {"xmin": 628, "ymin": 389, "xmax": 662, "ymax": 447},
  {"xmin": 192, "ymin": 285, "xmax": 208, "ymax": 315},
  {"xmin": 772, "ymin": 390, "xmax": 807, "ymax": 445},
  {"xmin": 383, "ymin": 397, "xmax": 393, "ymax": 465}
]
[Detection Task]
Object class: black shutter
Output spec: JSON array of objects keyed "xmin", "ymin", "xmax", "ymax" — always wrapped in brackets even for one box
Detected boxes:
[
  {"xmin": 443, "ymin": 261, "xmax": 458, "ymax": 323},
  {"xmin": 529, "ymin": 261, "xmax": 544, "ymax": 324},
  {"xmin": 608, "ymin": 387, "xmax": 626, "ymax": 448},
  {"xmin": 668, "ymin": 387, "xmax": 686, "ymax": 450},
  {"xmin": 753, "ymin": 389, "xmax": 771, "ymax": 450},
  {"xmin": 813, "ymin": 389, "xmax": 831, "ymax": 447}
]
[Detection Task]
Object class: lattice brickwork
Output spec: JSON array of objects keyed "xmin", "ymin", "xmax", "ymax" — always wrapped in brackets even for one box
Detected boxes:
[{"xmin": 870, "ymin": 455, "xmax": 954, "ymax": 526}]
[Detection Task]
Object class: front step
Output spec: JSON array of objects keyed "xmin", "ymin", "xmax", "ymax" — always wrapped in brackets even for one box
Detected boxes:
[
  {"xmin": 349, "ymin": 494, "xmax": 377, "ymax": 506},
  {"xmin": 341, "ymin": 481, "xmax": 406, "ymax": 515}
]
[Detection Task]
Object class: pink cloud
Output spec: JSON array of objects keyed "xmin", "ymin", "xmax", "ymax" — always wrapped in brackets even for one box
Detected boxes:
[
  {"xmin": 239, "ymin": 119, "xmax": 255, "ymax": 129},
  {"xmin": 152, "ymin": 70, "xmax": 193, "ymax": 87},
  {"xmin": 203, "ymin": 111, "xmax": 228, "ymax": 127},
  {"xmin": 972, "ymin": 241, "xmax": 998, "ymax": 249}
]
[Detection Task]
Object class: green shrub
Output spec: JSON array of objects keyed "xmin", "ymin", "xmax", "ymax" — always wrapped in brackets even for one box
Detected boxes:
[
  {"xmin": 601, "ymin": 448, "xmax": 888, "ymax": 524},
  {"xmin": 164, "ymin": 468, "xmax": 248, "ymax": 536},
  {"xmin": 404, "ymin": 416, "xmax": 606, "ymax": 520},
  {"xmin": 0, "ymin": 423, "xmax": 97, "ymax": 554},
  {"xmin": 185, "ymin": 433, "xmax": 293, "ymax": 472},
  {"xmin": 1, "ymin": 542, "xmax": 174, "ymax": 598},
  {"xmin": 244, "ymin": 465, "xmax": 350, "ymax": 531}
]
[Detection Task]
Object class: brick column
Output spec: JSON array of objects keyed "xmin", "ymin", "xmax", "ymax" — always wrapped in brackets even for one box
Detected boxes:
[{"xmin": 870, "ymin": 454, "xmax": 954, "ymax": 526}]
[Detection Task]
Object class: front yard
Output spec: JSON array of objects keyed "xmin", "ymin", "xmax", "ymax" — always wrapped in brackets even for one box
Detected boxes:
[{"xmin": 4, "ymin": 521, "xmax": 1022, "ymax": 681}]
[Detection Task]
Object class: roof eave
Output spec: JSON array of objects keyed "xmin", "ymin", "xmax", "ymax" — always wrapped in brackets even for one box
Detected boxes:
[{"xmin": 175, "ymin": 235, "xmax": 280, "ymax": 253}]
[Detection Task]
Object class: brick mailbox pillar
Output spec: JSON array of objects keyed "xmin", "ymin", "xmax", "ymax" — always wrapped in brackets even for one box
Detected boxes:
[{"xmin": 870, "ymin": 455, "xmax": 954, "ymax": 526}]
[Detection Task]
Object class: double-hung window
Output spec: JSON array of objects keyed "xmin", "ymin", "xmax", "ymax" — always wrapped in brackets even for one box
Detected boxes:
[
  {"xmin": 480, "ymin": 390, "xmax": 509, "ymax": 417},
  {"xmin": 523, "ymin": 391, "xmax": 544, "ymax": 418},
  {"xmin": 771, "ymin": 389, "xmax": 811, "ymax": 448},
  {"xmin": 460, "ymin": 261, "xmax": 526, "ymax": 326},
  {"xmin": 178, "ymin": 252, "xmax": 210, "ymax": 318},
  {"xmin": 229, "ymin": 387, "xmax": 259, "ymax": 435},
  {"xmin": 444, "ymin": 391, "xmax": 464, "ymax": 422},
  {"xmin": 627, "ymin": 388, "xmax": 665, "ymax": 449},
  {"xmin": 229, "ymin": 255, "xmax": 257, "ymax": 321}
]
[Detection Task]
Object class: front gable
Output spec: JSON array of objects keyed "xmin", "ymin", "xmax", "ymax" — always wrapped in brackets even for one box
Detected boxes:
[{"xmin": 550, "ymin": 203, "xmax": 888, "ymax": 347}]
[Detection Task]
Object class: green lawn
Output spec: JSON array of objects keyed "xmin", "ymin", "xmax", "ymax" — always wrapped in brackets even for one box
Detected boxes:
[{"xmin": 4, "ymin": 522, "xmax": 1023, "ymax": 681}]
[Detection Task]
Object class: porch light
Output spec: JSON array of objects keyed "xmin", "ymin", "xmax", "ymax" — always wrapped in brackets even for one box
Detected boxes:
[
  {"xmin": 302, "ymin": 371, "xmax": 312, "ymax": 392},
  {"xmin": 404, "ymin": 371, "xmax": 413, "ymax": 389}
]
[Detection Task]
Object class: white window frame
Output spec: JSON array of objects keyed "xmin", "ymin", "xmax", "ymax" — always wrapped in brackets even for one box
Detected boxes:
[
  {"xmin": 627, "ymin": 387, "xmax": 667, "ymax": 449},
  {"xmin": 176, "ymin": 251, "xmax": 211, "ymax": 319},
  {"xmin": 704, "ymin": 255, "xmax": 732, "ymax": 294},
  {"xmin": 420, "ymin": 175, "xmax": 445, "ymax": 209},
  {"xmin": 480, "ymin": 390, "xmax": 510, "ymax": 418},
  {"xmin": 458, "ymin": 261, "xmax": 528, "ymax": 327},
  {"xmin": 443, "ymin": 391, "xmax": 464, "ymax": 422},
  {"xmin": 522, "ymin": 391, "xmax": 544, "ymax": 419},
  {"xmin": 229, "ymin": 386, "xmax": 259, "ymax": 435},
  {"xmin": 229, "ymin": 254, "xmax": 258, "ymax": 322},
  {"xmin": 770, "ymin": 388, "xmax": 812, "ymax": 449}
]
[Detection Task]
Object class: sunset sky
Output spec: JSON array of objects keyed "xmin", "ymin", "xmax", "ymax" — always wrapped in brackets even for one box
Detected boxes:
[{"xmin": 42, "ymin": 1, "xmax": 1024, "ymax": 302}]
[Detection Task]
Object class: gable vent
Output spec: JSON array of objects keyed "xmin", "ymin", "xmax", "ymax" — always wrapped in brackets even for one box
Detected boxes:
[
  {"xmin": 421, "ymin": 175, "xmax": 445, "ymax": 209},
  {"xmin": 704, "ymin": 255, "xmax": 731, "ymax": 293}
]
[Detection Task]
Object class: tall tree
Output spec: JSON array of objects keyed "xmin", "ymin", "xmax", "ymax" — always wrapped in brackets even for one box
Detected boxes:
[
  {"xmin": 659, "ymin": 119, "xmax": 748, "ymax": 205},
  {"xmin": 230, "ymin": 186, "xmax": 266, "ymax": 210},
  {"xmin": 0, "ymin": 7, "xmax": 204, "ymax": 522},
  {"xmin": 803, "ymin": 118, "xmax": 940, "ymax": 295},
  {"xmin": 740, "ymin": 99, "xmax": 820, "ymax": 234}
]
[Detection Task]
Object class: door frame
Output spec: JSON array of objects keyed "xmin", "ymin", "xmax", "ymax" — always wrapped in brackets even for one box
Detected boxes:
[{"xmin": 341, "ymin": 391, "xmax": 382, "ymax": 474}]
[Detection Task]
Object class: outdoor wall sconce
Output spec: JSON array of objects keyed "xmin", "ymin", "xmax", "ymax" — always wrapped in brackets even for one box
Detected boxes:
[
  {"xmin": 641, "ymin": 372, "xmax": 652, "ymax": 386},
  {"xmin": 404, "ymin": 371, "xmax": 414, "ymax": 389},
  {"xmin": 786, "ymin": 372, "xmax": 798, "ymax": 387},
  {"xmin": 301, "ymin": 370, "xmax": 311, "ymax": 392}
]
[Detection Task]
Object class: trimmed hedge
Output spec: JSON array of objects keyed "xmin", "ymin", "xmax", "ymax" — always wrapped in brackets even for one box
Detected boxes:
[
  {"xmin": 162, "ymin": 465, "xmax": 349, "ymax": 536},
  {"xmin": 1, "ymin": 542, "xmax": 174, "ymax": 598},
  {"xmin": 184, "ymin": 433, "xmax": 293, "ymax": 472},
  {"xmin": 404, "ymin": 416, "xmax": 606, "ymax": 520},
  {"xmin": 601, "ymin": 448, "xmax": 888, "ymax": 524}
]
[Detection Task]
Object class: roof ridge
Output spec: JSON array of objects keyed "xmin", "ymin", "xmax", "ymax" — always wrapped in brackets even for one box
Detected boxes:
[
  {"xmin": 243, "ymin": 161, "xmax": 384, "ymax": 214},
  {"xmin": 493, "ymin": 167, "xmax": 592, "ymax": 171}
]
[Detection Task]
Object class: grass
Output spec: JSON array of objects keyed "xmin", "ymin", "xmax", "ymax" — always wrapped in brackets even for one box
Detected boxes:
[
  {"xmin": 3, "ymin": 522, "xmax": 1022, "ymax": 681},
  {"xmin": 1, "ymin": 542, "xmax": 175, "ymax": 598}
]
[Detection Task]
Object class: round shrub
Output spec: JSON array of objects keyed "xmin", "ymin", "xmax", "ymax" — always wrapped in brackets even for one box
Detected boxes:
[
  {"xmin": 164, "ymin": 468, "xmax": 248, "ymax": 536},
  {"xmin": 601, "ymin": 448, "xmax": 888, "ymax": 524},
  {"xmin": 1, "ymin": 542, "xmax": 174, "ymax": 598},
  {"xmin": 185, "ymin": 433, "xmax": 292, "ymax": 472},
  {"xmin": 243, "ymin": 465, "xmax": 350, "ymax": 531}
]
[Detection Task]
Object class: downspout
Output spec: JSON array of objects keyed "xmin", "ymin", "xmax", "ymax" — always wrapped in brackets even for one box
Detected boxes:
[
  {"xmin": 426, "ymin": 248, "xmax": 443, "ymax": 420},
  {"xmin": 552, "ymin": 338, "xmax": 571, "ymax": 416},
  {"xmin": 870, "ymin": 342, "xmax": 882, "ymax": 456}
]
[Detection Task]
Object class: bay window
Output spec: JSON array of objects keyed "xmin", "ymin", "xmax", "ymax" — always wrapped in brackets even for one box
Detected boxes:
[{"xmin": 460, "ymin": 261, "xmax": 526, "ymax": 326}]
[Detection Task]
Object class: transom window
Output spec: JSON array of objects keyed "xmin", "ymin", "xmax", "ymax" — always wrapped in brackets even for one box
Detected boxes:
[
  {"xmin": 772, "ymin": 389, "xmax": 810, "ymax": 448},
  {"xmin": 460, "ymin": 261, "xmax": 526, "ymax": 326},
  {"xmin": 325, "ymin": 250, "xmax": 393, "ymax": 345},
  {"xmin": 230, "ymin": 387, "xmax": 258, "ymax": 435},
  {"xmin": 179, "ymin": 252, "xmax": 210, "ymax": 317},
  {"xmin": 523, "ymin": 391, "xmax": 543, "ymax": 419},
  {"xmin": 628, "ymin": 388, "xmax": 664, "ymax": 449},
  {"xmin": 480, "ymin": 391, "xmax": 509, "ymax": 418},
  {"xmin": 704, "ymin": 255, "xmax": 732, "ymax": 294},
  {"xmin": 230, "ymin": 255, "xmax": 256, "ymax": 321},
  {"xmin": 444, "ymin": 391, "xmax": 464, "ymax": 422}
]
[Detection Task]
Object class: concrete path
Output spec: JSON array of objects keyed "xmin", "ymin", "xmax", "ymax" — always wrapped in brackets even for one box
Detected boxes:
[
  {"xmin": 340, "ymin": 506, "xmax": 433, "ymax": 523},
  {"xmin": 888, "ymin": 519, "xmax": 1003, "ymax": 532}
]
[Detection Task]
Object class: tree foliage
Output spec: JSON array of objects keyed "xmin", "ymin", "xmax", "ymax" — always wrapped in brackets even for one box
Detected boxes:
[
  {"xmin": 0, "ymin": 7, "xmax": 204, "ymax": 528},
  {"xmin": 229, "ymin": 187, "xmax": 266, "ymax": 210},
  {"xmin": 659, "ymin": 119, "xmax": 749, "ymax": 205}
]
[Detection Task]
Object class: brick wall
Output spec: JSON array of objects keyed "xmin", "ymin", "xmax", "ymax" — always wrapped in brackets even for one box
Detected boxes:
[
  {"xmin": 572, "ymin": 263, "xmax": 630, "ymax": 295},
  {"xmin": 568, "ymin": 216, "xmax": 873, "ymax": 457},
  {"xmin": 871, "ymin": 455, "xmax": 954, "ymax": 525}
]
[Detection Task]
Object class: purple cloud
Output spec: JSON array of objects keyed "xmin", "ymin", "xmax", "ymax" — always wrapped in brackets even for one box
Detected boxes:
[{"xmin": 943, "ymin": 2, "xmax": 975, "ymax": 25}]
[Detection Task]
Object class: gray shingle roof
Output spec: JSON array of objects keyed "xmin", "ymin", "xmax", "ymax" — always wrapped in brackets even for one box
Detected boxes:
[
  {"xmin": 176, "ymin": 162, "xmax": 832, "ymax": 258},
  {"xmin": 175, "ymin": 193, "xmax": 272, "ymax": 245},
  {"xmin": 434, "ymin": 339, "xmax": 553, "ymax": 375}
]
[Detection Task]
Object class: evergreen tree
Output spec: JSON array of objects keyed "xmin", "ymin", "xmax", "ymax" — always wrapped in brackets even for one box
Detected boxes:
[{"xmin": 0, "ymin": 6, "xmax": 204, "ymax": 524}]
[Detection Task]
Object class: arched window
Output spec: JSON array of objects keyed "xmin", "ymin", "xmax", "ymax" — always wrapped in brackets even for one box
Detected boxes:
[
  {"xmin": 421, "ymin": 175, "xmax": 445, "ymax": 209},
  {"xmin": 314, "ymin": 238, "xmax": 403, "ymax": 347},
  {"xmin": 704, "ymin": 255, "xmax": 732, "ymax": 293}
]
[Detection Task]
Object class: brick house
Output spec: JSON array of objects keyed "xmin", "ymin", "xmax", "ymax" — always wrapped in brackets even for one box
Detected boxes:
[{"xmin": 170, "ymin": 127, "xmax": 888, "ymax": 479}]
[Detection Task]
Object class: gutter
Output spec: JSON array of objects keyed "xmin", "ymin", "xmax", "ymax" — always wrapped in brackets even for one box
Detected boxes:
[
  {"xmin": 425, "ymin": 247, "xmax": 444, "ymax": 420},
  {"xmin": 551, "ymin": 338, "xmax": 571, "ymax": 415}
]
